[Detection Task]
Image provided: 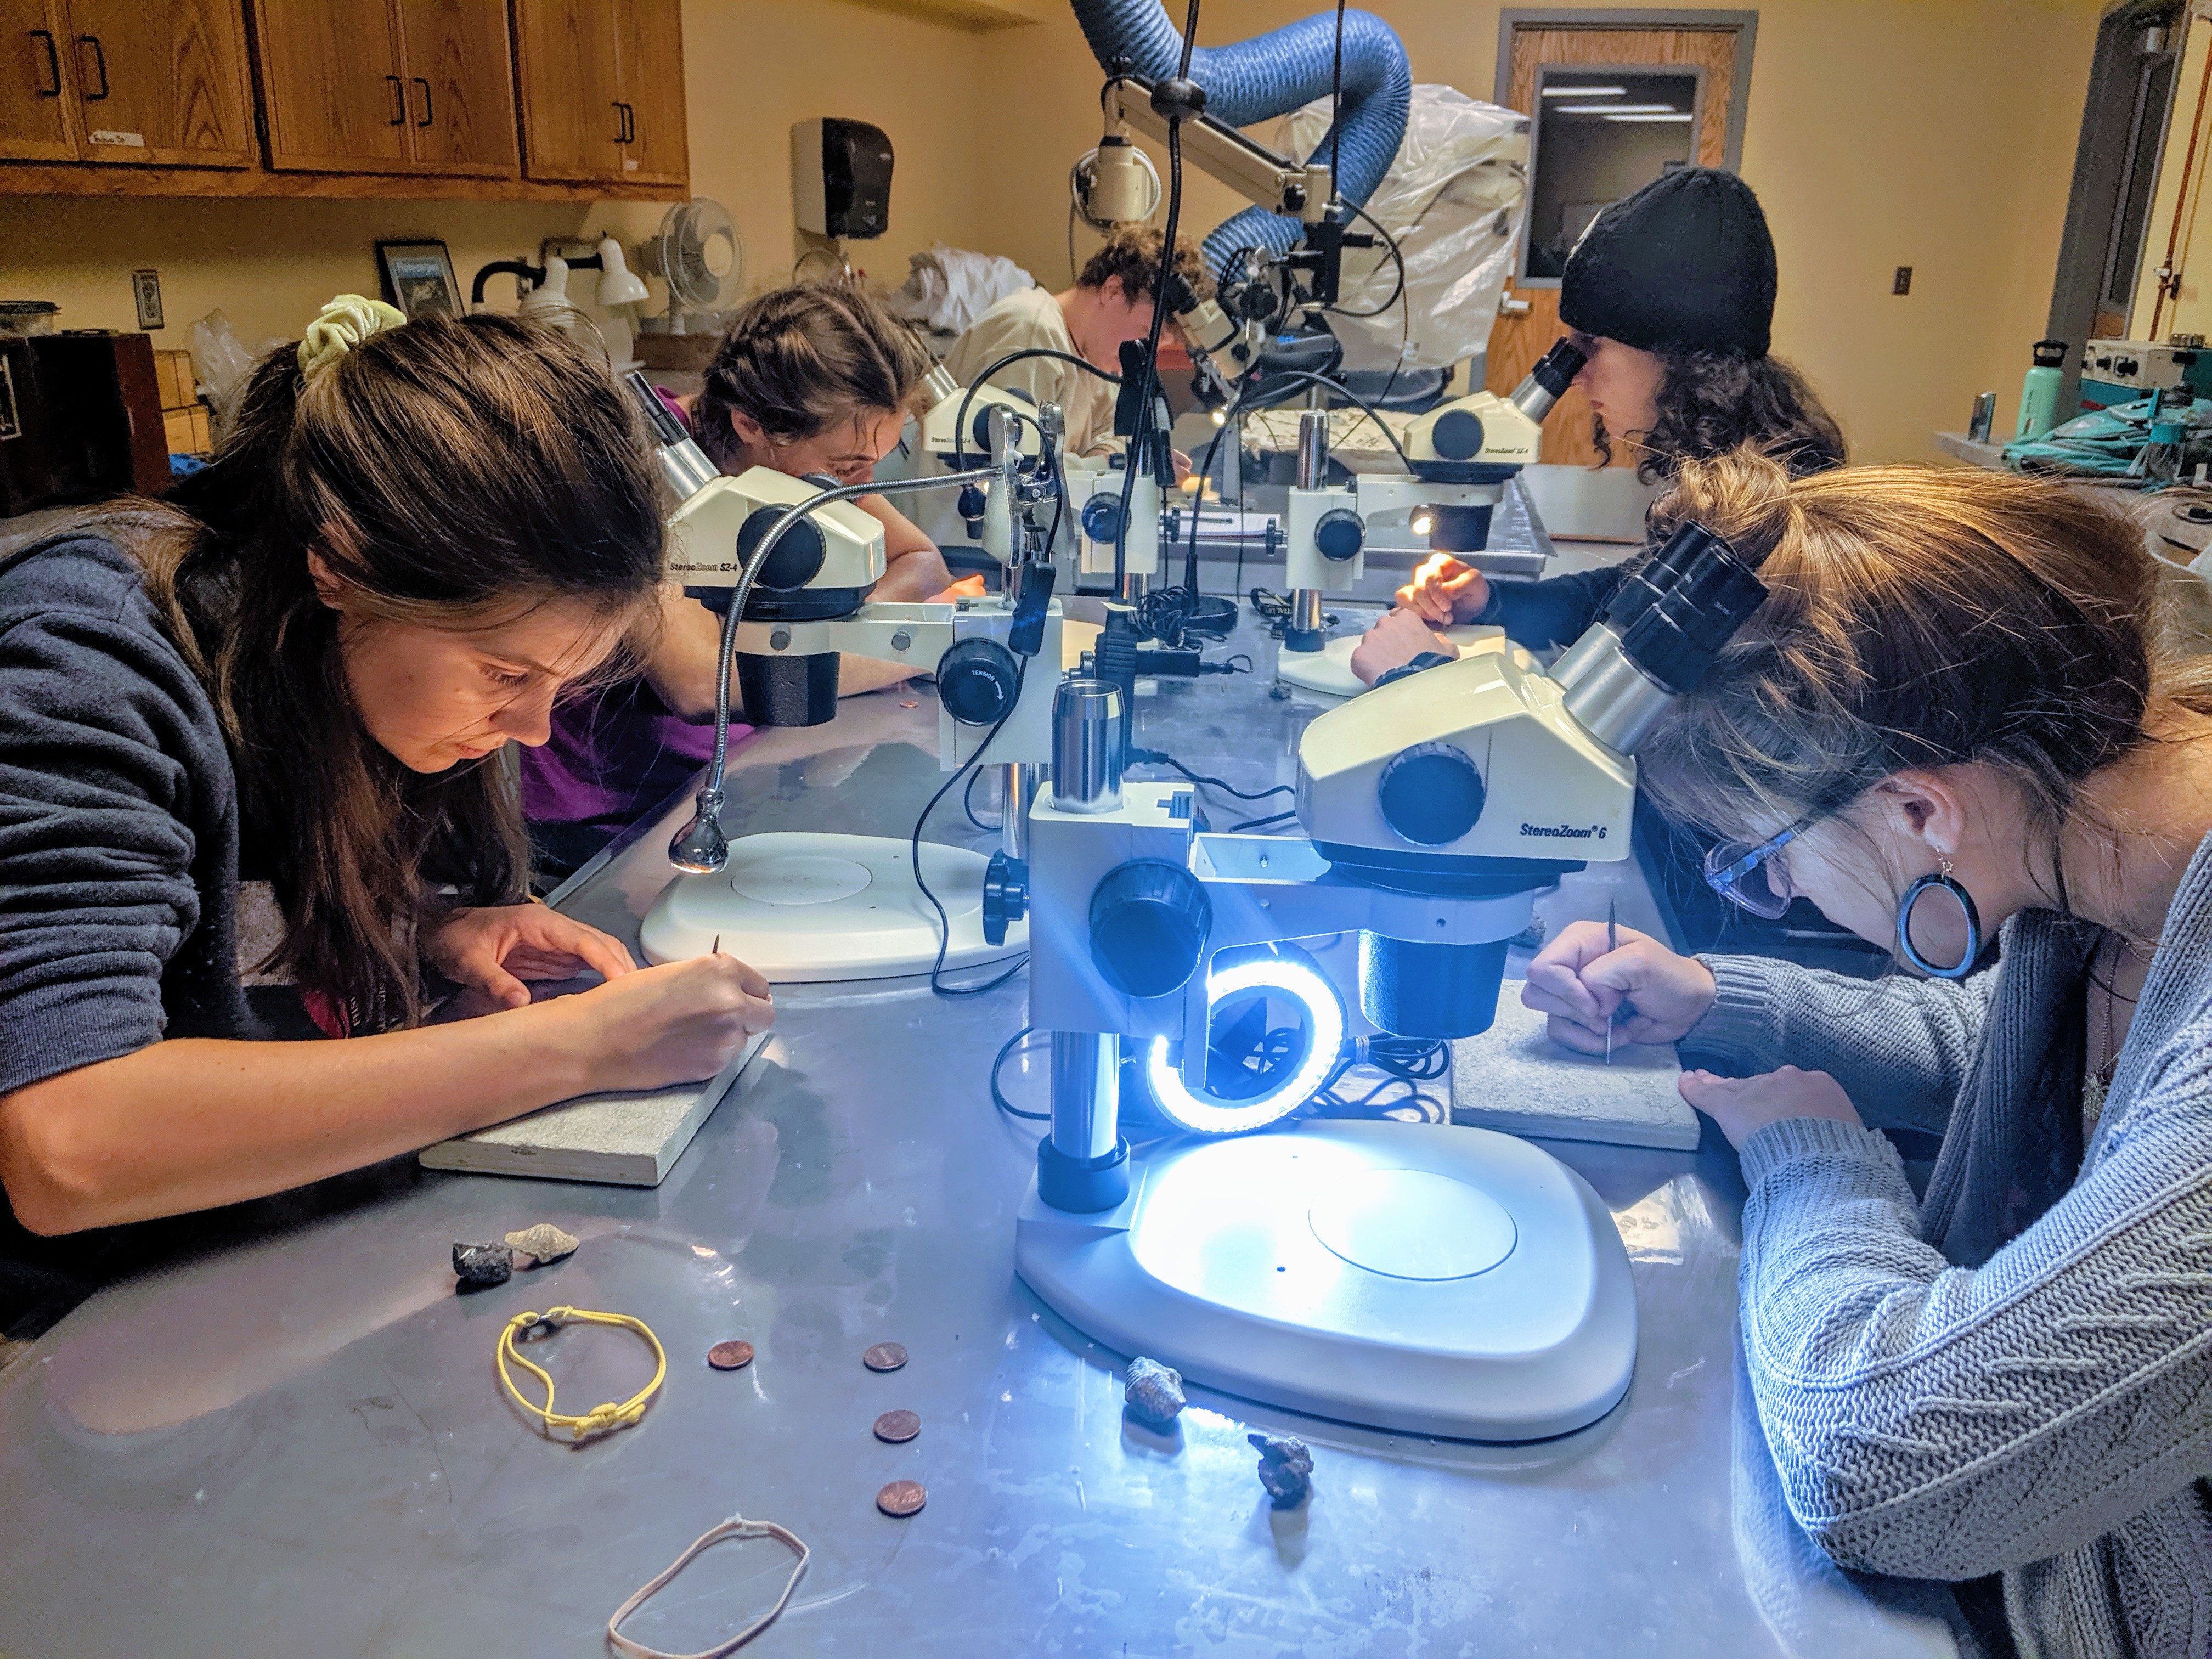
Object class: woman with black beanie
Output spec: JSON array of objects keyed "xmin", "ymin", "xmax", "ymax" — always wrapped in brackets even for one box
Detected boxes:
[{"xmin": 1353, "ymin": 167, "xmax": 1845, "ymax": 676}]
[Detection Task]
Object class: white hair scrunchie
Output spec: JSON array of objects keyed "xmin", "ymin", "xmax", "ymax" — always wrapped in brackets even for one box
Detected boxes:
[{"xmin": 297, "ymin": 294, "xmax": 408, "ymax": 383}]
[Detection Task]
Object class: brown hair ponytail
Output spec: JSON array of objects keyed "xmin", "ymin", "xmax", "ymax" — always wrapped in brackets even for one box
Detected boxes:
[
  {"xmin": 691, "ymin": 284, "xmax": 932, "ymax": 469},
  {"xmin": 117, "ymin": 312, "xmax": 663, "ymax": 1031}
]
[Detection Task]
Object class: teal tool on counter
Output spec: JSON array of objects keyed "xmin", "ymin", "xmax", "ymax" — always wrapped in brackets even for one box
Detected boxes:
[{"xmin": 2015, "ymin": 340, "xmax": 2068, "ymax": 441}]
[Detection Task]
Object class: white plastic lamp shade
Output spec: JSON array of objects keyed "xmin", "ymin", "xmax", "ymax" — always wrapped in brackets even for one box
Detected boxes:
[
  {"xmin": 518, "ymin": 256, "xmax": 572, "ymax": 319},
  {"xmin": 1146, "ymin": 957, "xmax": 1345, "ymax": 1135},
  {"xmin": 596, "ymin": 235, "xmax": 650, "ymax": 307}
]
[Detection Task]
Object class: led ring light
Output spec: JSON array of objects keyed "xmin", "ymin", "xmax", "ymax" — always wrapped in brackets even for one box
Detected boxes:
[{"xmin": 1146, "ymin": 957, "xmax": 1345, "ymax": 1135}]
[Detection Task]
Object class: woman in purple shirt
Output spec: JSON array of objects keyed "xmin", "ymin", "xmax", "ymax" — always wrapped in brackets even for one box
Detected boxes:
[{"xmin": 524, "ymin": 285, "xmax": 962, "ymax": 877}]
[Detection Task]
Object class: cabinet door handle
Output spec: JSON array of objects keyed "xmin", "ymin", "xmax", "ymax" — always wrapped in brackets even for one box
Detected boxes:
[
  {"xmin": 612, "ymin": 99, "xmax": 625, "ymax": 143},
  {"xmin": 76, "ymin": 33, "xmax": 106, "ymax": 100},
  {"xmin": 386, "ymin": 74, "xmax": 404, "ymax": 125},
  {"xmin": 412, "ymin": 76, "xmax": 431, "ymax": 127},
  {"xmin": 29, "ymin": 29, "xmax": 60, "ymax": 97}
]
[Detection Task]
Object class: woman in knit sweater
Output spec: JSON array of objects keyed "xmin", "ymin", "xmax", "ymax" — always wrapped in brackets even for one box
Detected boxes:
[{"xmin": 1526, "ymin": 453, "xmax": 2212, "ymax": 1657}]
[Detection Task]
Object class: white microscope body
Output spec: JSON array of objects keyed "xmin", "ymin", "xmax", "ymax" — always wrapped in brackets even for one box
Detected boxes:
[
  {"xmin": 627, "ymin": 373, "xmax": 1065, "ymax": 982},
  {"xmin": 1013, "ymin": 521, "xmax": 1768, "ymax": 1439}
]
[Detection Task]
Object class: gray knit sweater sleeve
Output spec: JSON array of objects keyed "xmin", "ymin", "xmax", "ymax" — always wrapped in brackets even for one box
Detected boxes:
[
  {"xmin": 1689, "ymin": 955, "xmax": 1993, "ymax": 1134},
  {"xmin": 1731, "ymin": 1032, "xmax": 2212, "ymax": 1583}
]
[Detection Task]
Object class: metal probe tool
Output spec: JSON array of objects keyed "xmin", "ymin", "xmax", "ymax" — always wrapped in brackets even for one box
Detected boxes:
[{"xmin": 1605, "ymin": 902, "xmax": 1617, "ymax": 1064}]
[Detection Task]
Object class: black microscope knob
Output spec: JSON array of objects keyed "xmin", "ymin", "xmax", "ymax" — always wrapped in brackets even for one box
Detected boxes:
[
  {"xmin": 1313, "ymin": 507, "xmax": 1364, "ymax": 562},
  {"xmin": 1376, "ymin": 742, "xmax": 1486, "ymax": 846},
  {"xmin": 1430, "ymin": 407, "xmax": 1486, "ymax": 462},
  {"xmin": 936, "ymin": 638, "xmax": 1021, "ymax": 727},
  {"xmin": 1088, "ymin": 859, "xmax": 1212, "ymax": 998}
]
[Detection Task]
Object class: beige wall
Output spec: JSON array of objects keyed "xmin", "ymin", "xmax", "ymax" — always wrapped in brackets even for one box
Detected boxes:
[
  {"xmin": 972, "ymin": 0, "xmax": 2106, "ymax": 466},
  {"xmin": 5, "ymin": 0, "xmax": 2103, "ymax": 467}
]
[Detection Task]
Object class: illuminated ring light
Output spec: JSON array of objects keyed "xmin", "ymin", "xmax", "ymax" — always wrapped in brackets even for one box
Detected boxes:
[{"xmin": 1146, "ymin": 957, "xmax": 1346, "ymax": 1135}]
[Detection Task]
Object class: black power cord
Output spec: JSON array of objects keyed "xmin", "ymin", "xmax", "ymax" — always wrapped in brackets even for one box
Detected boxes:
[
  {"xmin": 949, "ymin": 347, "xmax": 1122, "ymax": 470},
  {"xmin": 1128, "ymin": 746, "xmax": 1292, "ymax": 805},
  {"xmin": 991, "ymin": 1025, "xmax": 1053, "ymax": 1122},
  {"xmin": 911, "ymin": 658, "xmax": 1030, "ymax": 997}
]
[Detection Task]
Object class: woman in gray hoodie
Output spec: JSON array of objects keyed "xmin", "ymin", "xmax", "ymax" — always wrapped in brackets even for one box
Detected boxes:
[{"xmin": 1527, "ymin": 451, "xmax": 2212, "ymax": 1658}]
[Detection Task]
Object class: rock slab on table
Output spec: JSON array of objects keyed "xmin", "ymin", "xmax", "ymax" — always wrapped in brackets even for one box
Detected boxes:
[{"xmin": 1448, "ymin": 979, "xmax": 1698, "ymax": 1151}]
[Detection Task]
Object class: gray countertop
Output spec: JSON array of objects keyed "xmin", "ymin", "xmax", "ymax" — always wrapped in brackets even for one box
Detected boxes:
[{"xmin": 0, "ymin": 493, "xmax": 1963, "ymax": 1657}]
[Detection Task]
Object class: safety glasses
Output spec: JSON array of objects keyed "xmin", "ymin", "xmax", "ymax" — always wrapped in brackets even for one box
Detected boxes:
[{"xmin": 1702, "ymin": 821, "xmax": 1809, "ymax": 919}]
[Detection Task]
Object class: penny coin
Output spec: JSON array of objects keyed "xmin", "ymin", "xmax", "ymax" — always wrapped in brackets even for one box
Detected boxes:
[
  {"xmin": 876, "ymin": 1479, "xmax": 927, "ymax": 1517},
  {"xmin": 873, "ymin": 1409, "xmax": 921, "ymax": 1443},
  {"xmin": 862, "ymin": 1342, "xmax": 908, "ymax": 1373},
  {"xmin": 707, "ymin": 1340, "xmax": 754, "ymax": 1371}
]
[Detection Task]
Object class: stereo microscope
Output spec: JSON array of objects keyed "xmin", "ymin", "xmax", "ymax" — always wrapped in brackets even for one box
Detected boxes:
[{"xmin": 1011, "ymin": 521, "xmax": 1767, "ymax": 1439}]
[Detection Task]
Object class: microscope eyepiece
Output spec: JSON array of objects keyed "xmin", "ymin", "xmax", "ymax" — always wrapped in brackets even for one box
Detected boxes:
[{"xmin": 1506, "ymin": 337, "xmax": 1590, "ymax": 422}]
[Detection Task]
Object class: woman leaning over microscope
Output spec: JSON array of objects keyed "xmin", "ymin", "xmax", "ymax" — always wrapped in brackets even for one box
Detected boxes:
[
  {"xmin": 1350, "ymin": 166, "xmax": 1845, "ymax": 680},
  {"xmin": 1525, "ymin": 450, "xmax": 2212, "ymax": 1656},
  {"xmin": 522, "ymin": 281, "xmax": 963, "ymax": 877},
  {"xmin": 0, "ymin": 300, "xmax": 770, "ymax": 1335}
]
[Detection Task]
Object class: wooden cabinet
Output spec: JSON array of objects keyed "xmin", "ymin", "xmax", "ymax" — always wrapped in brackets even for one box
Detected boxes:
[
  {"xmin": 396, "ymin": 0, "xmax": 518, "ymax": 175},
  {"xmin": 0, "ymin": 0, "xmax": 679, "ymax": 197},
  {"xmin": 514, "ymin": 0, "xmax": 684, "ymax": 187},
  {"xmin": 512, "ymin": 0, "xmax": 620, "ymax": 183},
  {"xmin": 0, "ymin": 0, "xmax": 79, "ymax": 161},
  {"xmin": 615, "ymin": 0, "xmax": 682, "ymax": 187},
  {"xmin": 0, "ymin": 0, "xmax": 253, "ymax": 166},
  {"xmin": 253, "ymin": 0, "xmax": 516, "ymax": 176}
]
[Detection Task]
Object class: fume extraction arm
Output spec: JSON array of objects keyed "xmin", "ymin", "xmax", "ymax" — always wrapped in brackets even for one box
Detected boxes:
[{"xmin": 1069, "ymin": 0, "xmax": 1412, "ymax": 278}]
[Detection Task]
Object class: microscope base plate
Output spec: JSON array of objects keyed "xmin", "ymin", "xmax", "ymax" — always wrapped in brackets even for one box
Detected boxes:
[
  {"xmin": 1015, "ymin": 1119, "xmax": 1635, "ymax": 1441},
  {"xmin": 638, "ymin": 832, "xmax": 1025, "ymax": 983}
]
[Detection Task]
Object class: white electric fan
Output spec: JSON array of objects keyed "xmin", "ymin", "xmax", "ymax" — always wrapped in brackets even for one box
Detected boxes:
[{"xmin": 637, "ymin": 198, "xmax": 744, "ymax": 335}]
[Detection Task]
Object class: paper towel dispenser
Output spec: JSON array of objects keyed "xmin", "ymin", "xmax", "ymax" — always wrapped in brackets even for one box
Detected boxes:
[{"xmin": 791, "ymin": 118, "xmax": 893, "ymax": 240}]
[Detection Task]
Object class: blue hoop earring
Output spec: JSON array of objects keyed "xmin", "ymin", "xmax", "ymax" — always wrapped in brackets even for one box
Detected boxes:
[{"xmin": 1897, "ymin": 860, "xmax": 1981, "ymax": 979}]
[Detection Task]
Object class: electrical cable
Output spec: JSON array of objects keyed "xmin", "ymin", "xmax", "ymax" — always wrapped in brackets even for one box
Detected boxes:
[
  {"xmin": 950, "ymin": 347, "xmax": 1121, "ymax": 470},
  {"xmin": 962, "ymin": 766, "xmax": 998, "ymax": 832},
  {"xmin": 990, "ymin": 1025, "xmax": 1053, "ymax": 1122},
  {"xmin": 1325, "ymin": 201, "xmax": 1407, "ymax": 321},
  {"xmin": 1130, "ymin": 747, "xmax": 1293, "ymax": 803},
  {"xmin": 911, "ymin": 658, "xmax": 1030, "ymax": 997},
  {"xmin": 1228, "ymin": 808, "xmax": 1299, "ymax": 833}
]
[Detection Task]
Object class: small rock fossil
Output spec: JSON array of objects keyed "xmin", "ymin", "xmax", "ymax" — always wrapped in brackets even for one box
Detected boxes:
[
  {"xmin": 1249, "ymin": 1431, "xmax": 1313, "ymax": 1507},
  {"xmin": 503, "ymin": 1223, "xmax": 579, "ymax": 1268},
  {"xmin": 1124, "ymin": 1356, "xmax": 1187, "ymax": 1425}
]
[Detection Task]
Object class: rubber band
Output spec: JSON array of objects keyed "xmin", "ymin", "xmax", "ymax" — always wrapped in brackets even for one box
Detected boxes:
[
  {"xmin": 495, "ymin": 1305, "xmax": 666, "ymax": 1442},
  {"xmin": 606, "ymin": 1515, "xmax": 811, "ymax": 1658}
]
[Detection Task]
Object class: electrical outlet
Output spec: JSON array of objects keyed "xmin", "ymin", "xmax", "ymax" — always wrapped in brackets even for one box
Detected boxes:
[
  {"xmin": 131, "ymin": 269, "xmax": 164, "ymax": 330},
  {"xmin": 1892, "ymin": 266, "xmax": 1913, "ymax": 296}
]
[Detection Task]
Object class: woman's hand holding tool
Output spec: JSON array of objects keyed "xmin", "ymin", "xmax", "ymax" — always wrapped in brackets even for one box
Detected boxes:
[{"xmin": 1523, "ymin": 919, "xmax": 1716, "ymax": 1054}]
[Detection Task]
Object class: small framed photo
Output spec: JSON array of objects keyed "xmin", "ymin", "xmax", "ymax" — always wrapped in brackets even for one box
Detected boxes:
[
  {"xmin": 375, "ymin": 239, "xmax": 461, "ymax": 320},
  {"xmin": 131, "ymin": 269, "xmax": 164, "ymax": 330}
]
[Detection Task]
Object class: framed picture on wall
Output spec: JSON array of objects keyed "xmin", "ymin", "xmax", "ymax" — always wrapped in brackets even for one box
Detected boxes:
[{"xmin": 375, "ymin": 240, "xmax": 461, "ymax": 319}]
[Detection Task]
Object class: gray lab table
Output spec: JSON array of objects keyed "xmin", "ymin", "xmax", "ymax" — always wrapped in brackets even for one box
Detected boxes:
[{"xmin": 0, "ymin": 491, "xmax": 1965, "ymax": 1657}]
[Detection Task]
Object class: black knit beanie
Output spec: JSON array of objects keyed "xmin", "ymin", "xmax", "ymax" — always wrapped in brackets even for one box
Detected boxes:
[{"xmin": 1560, "ymin": 168, "xmax": 1776, "ymax": 358}]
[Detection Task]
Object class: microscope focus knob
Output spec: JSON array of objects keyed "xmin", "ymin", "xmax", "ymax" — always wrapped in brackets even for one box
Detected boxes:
[
  {"xmin": 1088, "ymin": 859, "xmax": 1212, "ymax": 999},
  {"xmin": 1376, "ymin": 742, "xmax": 1486, "ymax": 846},
  {"xmin": 937, "ymin": 638, "xmax": 1022, "ymax": 727},
  {"xmin": 1080, "ymin": 492, "xmax": 1126, "ymax": 545},
  {"xmin": 1430, "ymin": 408, "xmax": 1486, "ymax": 463},
  {"xmin": 736, "ymin": 506, "xmax": 826, "ymax": 591},
  {"xmin": 1313, "ymin": 507, "xmax": 1364, "ymax": 562}
]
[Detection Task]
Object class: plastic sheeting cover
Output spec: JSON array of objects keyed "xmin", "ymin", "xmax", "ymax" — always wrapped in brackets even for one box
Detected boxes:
[
  {"xmin": 1281, "ymin": 86, "xmax": 1529, "ymax": 375},
  {"xmin": 886, "ymin": 244, "xmax": 1037, "ymax": 337}
]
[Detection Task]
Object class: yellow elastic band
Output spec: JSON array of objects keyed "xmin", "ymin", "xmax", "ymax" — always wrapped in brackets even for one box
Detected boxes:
[
  {"xmin": 297, "ymin": 294, "xmax": 407, "ymax": 382},
  {"xmin": 497, "ymin": 1305, "xmax": 668, "ymax": 1442}
]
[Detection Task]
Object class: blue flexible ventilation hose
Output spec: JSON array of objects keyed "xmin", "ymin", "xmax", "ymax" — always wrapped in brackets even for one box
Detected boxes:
[{"xmin": 1069, "ymin": 0, "xmax": 1411, "ymax": 278}]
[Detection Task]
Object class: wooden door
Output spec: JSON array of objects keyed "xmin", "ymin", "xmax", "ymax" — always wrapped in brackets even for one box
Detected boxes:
[
  {"xmin": 250, "ymin": 0, "xmax": 409, "ymax": 172},
  {"xmin": 0, "ymin": 0, "xmax": 80, "ymax": 159},
  {"xmin": 513, "ymin": 0, "xmax": 623, "ymax": 183},
  {"xmin": 1488, "ymin": 21, "xmax": 1748, "ymax": 469},
  {"xmin": 61, "ymin": 0, "xmax": 254, "ymax": 166},
  {"xmin": 613, "ymin": 0, "xmax": 682, "ymax": 186},
  {"xmin": 395, "ymin": 0, "xmax": 518, "ymax": 177}
]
